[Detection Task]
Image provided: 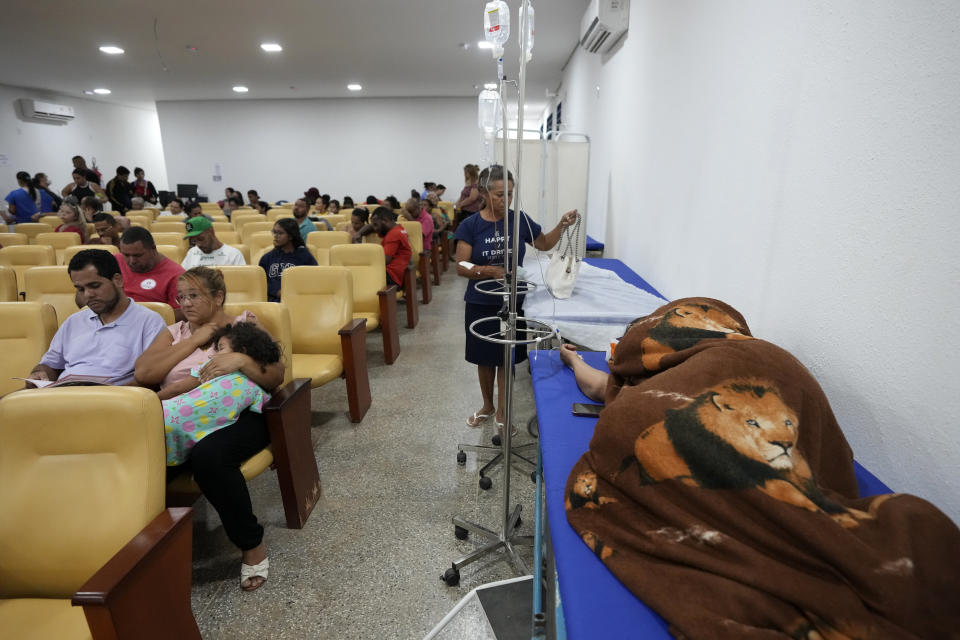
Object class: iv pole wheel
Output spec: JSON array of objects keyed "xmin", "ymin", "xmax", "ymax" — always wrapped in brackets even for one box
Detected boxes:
[
  {"xmin": 478, "ymin": 476, "xmax": 493, "ymax": 490},
  {"xmin": 454, "ymin": 525, "xmax": 469, "ymax": 540},
  {"xmin": 456, "ymin": 449, "xmax": 467, "ymax": 465},
  {"xmin": 442, "ymin": 566, "xmax": 461, "ymax": 586}
]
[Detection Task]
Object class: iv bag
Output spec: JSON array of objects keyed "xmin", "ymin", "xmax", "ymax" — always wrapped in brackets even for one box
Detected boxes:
[
  {"xmin": 483, "ymin": 1, "xmax": 510, "ymax": 58},
  {"xmin": 478, "ymin": 89, "xmax": 502, "ymax": 134},
  {"xmin": 519, "ymin": 1, "xmax": 534, "ymax": 62}
]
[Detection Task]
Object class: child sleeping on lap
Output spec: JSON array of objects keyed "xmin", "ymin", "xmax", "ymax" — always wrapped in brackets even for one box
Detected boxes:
[{"xmin": 158, "ymin": 322, "xmax": 281, "ymax": 466}]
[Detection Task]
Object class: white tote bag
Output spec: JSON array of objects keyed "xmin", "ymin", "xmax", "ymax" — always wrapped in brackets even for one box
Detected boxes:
[{"xmin": 544, "ymin": 217, "xmax": 582, "ymax": 299}]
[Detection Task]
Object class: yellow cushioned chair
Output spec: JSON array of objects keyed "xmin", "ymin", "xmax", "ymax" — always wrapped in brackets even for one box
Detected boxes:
[
  {"xmin": 362, "ymin": 233, "xmax": 382, "ymax": 245},
  {"xmin": 166, "ymin": 302, "xmax": 320, "ymax": 529},
  {"xmin": 218, "ymin": 265, "xmax": 267, "ymax": 303},
  {"xmin": 33, "ymin": 232, "xmax": 81, "ymax": 265},
  {"xmin": 311, "ymin": 246, "xmax": 331, "ymax": 266},
  {"xmin": 318, "ymin": 214, "xmax": 347, "ymax": 228},
  {"xmin": 0, "ymin": 387, "xmax": 200, "ymax": 639},
  {"xmin": 216, "ymin": 229, "xmax": 240, "ymax": 245},
  {"xmin": 0, "ymin": 223, "xmax": 7, "ymax": 233},
  {"xmin": 399, "ymin": 220, "xmax": 432, "ymax": 304},
  {"xmin": 0, "ymin": 232, "xmax": 28, "ymax": 246},
  {"xmin": 266, "ymin": 209, "xmax": 294, "ymax": 222},
  {"xmin": 62, "ymin": 244, "xmax": 119, "ymax": 264},
  {"xmin": 230, "ymin": 213, "xmax": 263, "ymax": 232},
  {"xmin": 334, "ymin": 221, "xmax": 351, "ymax": 232},
  {"xmin": 0, "ymin": 302, "xmax": 57, "ymax": 397},
  {"xmin": 231, "ymin": 243, "xmax": 251, "ymax": 264},
  {"xmin": 241, "ymin": 221, "xmax": 274, "ymax": 243},
  {"xmin": 211, "ymin": 221, "xmax": 233, "ymax": 233},
  {"xmin": 151, "ymin": 232, "xmax": 187, "ymax": 252},
  {"xmin": 0, "ymin": 265, "xmax": 17, "ymax": 302},
  {"xmin": 38, "ymin": 215, "xmax": 62, "ymax": 228},
  {"xmin": 151, "ymin": 221, "xmax": 186, "ymax": 234},
  {"xmin": 329, "ymin": 244, "xmax": 400, "ymax": 365},
  {"xmin": 15, "ymin": 223, "xmax": 55, "ymax": 243},
  {"xmin": 124, "ymin": 213, "xmax": 152, "ymax": 228},
  {"xmin": 281, "ymin": 266, "xmax": 370, "ymax": 422},
  {"xmin": 155, "ymin": 244, "xmax": 185, "ymax": 264},
  {"xmin": 0, "ymin": 245, "xmax": 57, "ymax": 296},
  {"xmin": 305, "ymin": 230, "xmax": 350, "ymax": 252},
  {"xmin": 245, "ymin": 231, "xmax": 275, "ymax": 259},
  {"xmin": 199, "ymin": 202, "xmax": 222, "ymax": 210},
  {"xmin": 23, "ymin": 266, "xmax": 79, "ymax": 326},
  {"xmin": 339, "ymin": 208, "xmax": 353, "ymax": 218},
  {"xmin": 138, "ymin": 301, "xmax": 175, "ymax": 325}
]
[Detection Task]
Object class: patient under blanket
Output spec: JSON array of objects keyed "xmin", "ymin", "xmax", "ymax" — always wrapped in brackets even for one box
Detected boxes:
[{"xmin": 565, "ymin": 298, "xmax": 960, "ymax": 639}]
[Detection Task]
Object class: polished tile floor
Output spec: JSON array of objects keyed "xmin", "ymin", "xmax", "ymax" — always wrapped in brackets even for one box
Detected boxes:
[{"xmin": 190, "ymin": 272, "xmax": 542, "ymax": 639}]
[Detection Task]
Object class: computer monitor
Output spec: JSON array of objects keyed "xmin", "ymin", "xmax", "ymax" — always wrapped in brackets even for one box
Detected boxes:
[{"xmin": 176, "ymin": 184, "xmax": 199, "ymax": 199}]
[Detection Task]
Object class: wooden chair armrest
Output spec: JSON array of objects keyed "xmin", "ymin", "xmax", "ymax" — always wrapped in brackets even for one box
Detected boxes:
[
  {"xmin": 377, "ymin": 285, "xmax": 400, "ymax": 364},
  {"xmin": 263, "ymin": 377, "xmax": 320, "ymax": 529},
  {"xmin": 339, "ymin": 317, "xmax": 370, "ymax": 422},
  {"xmin": 72, "ymin": 507, "xmax": 201, "ymax": 639}
]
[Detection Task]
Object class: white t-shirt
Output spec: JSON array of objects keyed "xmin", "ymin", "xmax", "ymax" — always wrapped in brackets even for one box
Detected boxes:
[{"xmin": 181, "ymin": 243, "xmax": 246, "ymax": 269}]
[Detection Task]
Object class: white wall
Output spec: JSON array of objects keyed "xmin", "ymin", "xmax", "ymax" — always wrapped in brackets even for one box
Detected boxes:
[
  {"xmin": 558, "ymin": 1, "xmax": 960, "ymax": 522},
  {"xmin": 0, "ymin": 83, "xmax": 168, "ymax": 195},
  {"xmin": 156, "ymin": 97, "xmax": 479, "ymax": 203}
]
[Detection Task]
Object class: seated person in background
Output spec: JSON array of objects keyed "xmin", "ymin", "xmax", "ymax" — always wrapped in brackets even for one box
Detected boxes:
[
  {"xmin": 185, "ymin": 201, "xmax": 214, "ymax": 221},
  {"xmin": 129, "ymin": 196, "xmax": 146, "ymax": 211},
  {"xmin": 117, "ymin": 226, "xmax": 185, "ymax": 321},
  {"xmin": 348, "ymin": 208, "xmax": 373, "ymax": 243},
  {"xmin": 56, "ymin": 200, "xmax": 87, "ymax": 242},
  {"xmin": 365, "ymin": 195, "xmax": 380, "ymax": 206},
  {"xmin": 181, "ymin": 217, "xmax": 246, "ymax": 268},
  {"xmin": 255, "ymin": 200, "xmax": 270, "ymax": 216},
  {"xmin": 158, "ymin": 321, "xmax": 277, "ymax": 467},
  {"xmin": 80, "ymin": 194, "xmax": 104, "ymax": 225},
  {"xmin": 259, "ymin": 218, "xmax": 317, "ymax": 302},
  {"xmin": 316, "ymin": 194, "xmax": 330, "ymax": 214},
  {"xmin": 106, "ymin": 166, "xmax": 132, "ymax": 214},
  {"xmin": 327, "ymin": 199, "xmax": 340, "ymax": 214},
  {"xmin": 371, "ymin": 206, "xmax": 411, "ymax": 289},
  {"xmin": 33, "ymin": 172, "xmax": 62, "ymax": 214},
  {"xmin": 435, "ymin": 184, "xmax": 447, "ymax": 200},
  {"xmin": 131, "ymin": 167, "xmax": 158, "ymax": 205},
  {"xmin": 217, "ymin": 187, "xmax": 237, "ymax": 208},
  {"xmin": 402, "ymin": 196, "xmax": 433, "ymax": 251},
  {"xmin": 247, "ymin": 189, "xmax": 261, "ymax": 209},
  {"xmin": 303, "ymin": 187, "xmax": 320, "ymax": 207},
  {"xmin": 342, "ymin": 196, "xmax": 355, "ymax": 208},
  {"xmin": 426, "ymin": 192, "xmax": 449, "ymax": 236},
  {"xmin": 160, "ymin": 198, "xmax": 185, "ymax": 217},
  {"xmin": 222, "ymin": 195, "xmax": 244, "ymax": 219},
  {"xmin": 384, "ymin": 195, "xmax": 401, "ymax": 210},
  {"xmin": 292, "ymin": 197, "xmax": 319, "ymax": 236},
  {"xmin": 28, "ymin": 249, "xmax": 167, "ymax": 385},
  {"xmin": 4, "ymin": 171, "xmax": 41, "ymax": 224},
  {"xmin": 89, "ymin": 212, "xmax": 123, "ymax": 247}
]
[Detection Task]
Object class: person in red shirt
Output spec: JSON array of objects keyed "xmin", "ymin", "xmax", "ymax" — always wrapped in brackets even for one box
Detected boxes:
[
  {"xmin": 116, "ymin": 226, "xmax": 186, "ymax": 321},
  {"xmin": 371, "ymin": 207, "xmax": 411, "ymax": 288}
]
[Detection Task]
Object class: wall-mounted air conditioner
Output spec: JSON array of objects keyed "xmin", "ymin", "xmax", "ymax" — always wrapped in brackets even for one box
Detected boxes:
[
  {"xmin": 18, "ymin": 99, "xmax": 75, "ymax": 123},
  {"xmin": 580, "ymin": 0, "xmax": 630, "ymax": 54}
]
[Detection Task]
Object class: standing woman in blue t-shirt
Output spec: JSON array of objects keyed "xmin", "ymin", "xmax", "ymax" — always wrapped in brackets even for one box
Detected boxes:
[
  {"xmin": 3, "ymin": 171, "xmax": 41, "ymax": 224},
  {"xmin": 454, "ymin": 164, "xmax": 578, "ymax": 434}
]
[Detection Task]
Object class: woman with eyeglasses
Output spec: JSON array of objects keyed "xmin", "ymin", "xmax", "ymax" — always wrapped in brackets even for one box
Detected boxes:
[{"xmin": 134, "ymin": 266, "xmax": 284, "ymax": 592}]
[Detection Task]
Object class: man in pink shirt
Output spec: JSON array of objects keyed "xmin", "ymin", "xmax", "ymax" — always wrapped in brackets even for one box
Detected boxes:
[
  {"xmin": 402, "ymin": 197, "xmax": 433, "ymax": 251},
  {"xmin": 116, "ymin": 226, "xmax": 186, "ymax": 321}
]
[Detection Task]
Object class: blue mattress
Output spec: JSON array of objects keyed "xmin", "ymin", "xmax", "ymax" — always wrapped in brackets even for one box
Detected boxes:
[
  {"xmin": 530, "ymin": 349, "xmax": 892, "ymax": 639},
  {"xmin": 585, "ymin": 235, "xmax": 604, "ymax": 252}
]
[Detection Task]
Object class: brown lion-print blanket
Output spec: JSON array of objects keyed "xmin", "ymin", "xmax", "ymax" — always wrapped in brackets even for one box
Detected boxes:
[{"xmin": 565, "ymin": 297, "xmax": 960, "ymax": 639}]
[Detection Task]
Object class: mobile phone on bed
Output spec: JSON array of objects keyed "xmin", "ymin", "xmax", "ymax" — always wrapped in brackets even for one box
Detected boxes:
[{"xmin": 572, "ymin": 402, "xmax": 604, "ymax": 417}]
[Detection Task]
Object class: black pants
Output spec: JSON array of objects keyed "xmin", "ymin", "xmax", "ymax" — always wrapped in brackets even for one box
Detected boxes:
[{"xmin": 167, "ymin": 410, "xmax": 270, "ymax": 551}]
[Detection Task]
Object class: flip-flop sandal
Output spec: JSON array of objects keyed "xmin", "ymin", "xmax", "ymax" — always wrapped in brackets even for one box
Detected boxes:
[
  {"xmin": 240, "ymin": 558, "xmax": 269, "ymax": 592},
  {"xmin": 496, "ymin": 422, "xmax": 519, "ymax": 438},
  {"xmin": 466, "ymin": 411, "xmax": 493, "ymax": 428}
]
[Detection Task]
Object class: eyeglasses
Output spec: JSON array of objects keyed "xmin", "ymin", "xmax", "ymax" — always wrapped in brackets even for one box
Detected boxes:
[{"xmin": 175, "ymin": 292, "xmax": 208, "ymax": 303}]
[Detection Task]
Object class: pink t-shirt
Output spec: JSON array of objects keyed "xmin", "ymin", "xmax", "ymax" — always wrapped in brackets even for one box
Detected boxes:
[
  {"xmin": 417, "ymin": 209, "xmax": 435, "ymax": 251},
  {"xmin": 161, "ymin": 310, "xmax": 257, "ymax": 387}
]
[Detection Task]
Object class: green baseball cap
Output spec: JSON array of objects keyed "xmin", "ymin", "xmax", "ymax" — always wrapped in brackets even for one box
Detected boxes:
[{"xmin": 184, "ymin": 216, "xmax": 213, "ymax": 238}]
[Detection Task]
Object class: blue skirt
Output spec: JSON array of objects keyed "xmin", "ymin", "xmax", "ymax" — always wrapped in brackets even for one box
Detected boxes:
[{"xmin": 464, "ymin": 302, "xmax": 528, "ymax": 366}]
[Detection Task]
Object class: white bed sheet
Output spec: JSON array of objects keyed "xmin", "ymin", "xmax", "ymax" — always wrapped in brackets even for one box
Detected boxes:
[{"xmin": 520, "ymin": 254, "xmax": 667, "ymax": 351}]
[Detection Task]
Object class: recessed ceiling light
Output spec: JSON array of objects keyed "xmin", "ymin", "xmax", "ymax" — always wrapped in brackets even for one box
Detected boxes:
[
  {"xmin": 93, "ymin": 88, "xmax": 111, "ymax": 95},
  {"xmin": 347, "ymin": 83, "xmax": 362, "ymax": 91},
  {"xmin": 260, "ymin": 43, "xmax": 282, "ymax": 52},
  {"xmin": 233, "ymin": 86, "xmax": 249, "ymax": 93},
  {"xmin": 83, "ymin": 90, "xmax": 95, "ymax": 95},
  {"xmin": 477, "ymin": 41, "xmax": 494, "ymax": 49},
  {"xmin": 483, "ymin": 82, "xmax": 498, "ymax": 90},
  {"xmin": 99, "ymin": 45, "xmax": 124, "ymax": 55}
]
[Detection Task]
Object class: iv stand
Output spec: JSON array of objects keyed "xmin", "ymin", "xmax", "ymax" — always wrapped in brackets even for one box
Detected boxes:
[{"xmin": 443, "ymin": 3, "xmax": 551, "ymax": 587}]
